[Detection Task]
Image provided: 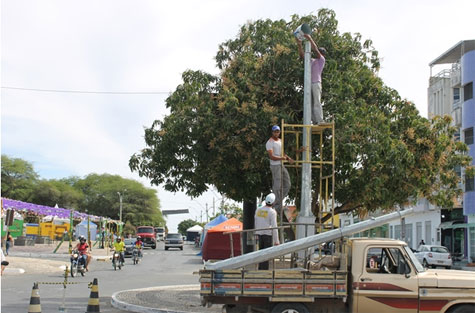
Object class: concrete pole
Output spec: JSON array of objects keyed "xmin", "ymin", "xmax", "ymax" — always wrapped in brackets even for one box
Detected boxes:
[
  {"xmin": 117, "ymin": 192, "xmax": 124, "ymax": 236},
  {"xmin": 69, "ymin": 209, "xmax": 73, "ymax": 254},
  {"xmin": 296, "ymin": 40, "xmax": 316, "ymax": 246}
]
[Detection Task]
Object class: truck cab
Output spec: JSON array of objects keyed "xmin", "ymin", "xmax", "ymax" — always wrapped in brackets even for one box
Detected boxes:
[
  {"xmin": 351, "ymin": 238, "xmax": 475, "ymax": 313},
  {"xmin": 136, "ymin": 226, "xmax": 156, "ymax": 249},
  {"xmin": 154, "ymin": 227, "xmax": 165, "ymax": 241}
]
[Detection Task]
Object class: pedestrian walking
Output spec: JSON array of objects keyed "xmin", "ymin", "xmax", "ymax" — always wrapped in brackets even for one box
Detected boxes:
[
  {"xmin": 255, "ymin": 193, "xmax": 280, "ymax": 270},
  {"xmin": 5, "ymin": 232, "xmax": 13, "ymax": 255}
]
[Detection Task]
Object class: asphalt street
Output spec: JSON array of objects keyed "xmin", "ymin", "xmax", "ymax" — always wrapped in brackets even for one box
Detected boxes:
[{"xmin": 1, "ymin": 241, "xmax": 205, "ymax": 313}]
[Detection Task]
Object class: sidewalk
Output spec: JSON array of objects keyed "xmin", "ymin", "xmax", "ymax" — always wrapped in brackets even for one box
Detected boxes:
[{"xmin": 111, "ymin": 285, "xmax": 222, "ymax": 313}]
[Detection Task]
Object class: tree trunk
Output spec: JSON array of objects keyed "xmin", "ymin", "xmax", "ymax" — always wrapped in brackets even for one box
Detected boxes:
[{"xmin": 242, "ymin": 199, "xmax": 256, "ymax": 254}]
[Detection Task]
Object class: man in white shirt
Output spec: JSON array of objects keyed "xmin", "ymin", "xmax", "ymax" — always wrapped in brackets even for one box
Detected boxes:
[
  {"xmin": 1, "ymin": 248, "xmax": 9, "ymax": 275},
  {"xmin": 266, "ymin": 125, "xmax": 294, "ymax": 213},
  {"xmin": 255, "ymin": 193, "xmax": 280, "ymax": 270}
]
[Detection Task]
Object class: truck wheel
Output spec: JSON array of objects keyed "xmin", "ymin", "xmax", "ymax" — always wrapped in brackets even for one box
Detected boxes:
[
  {"xmin": 152, "ymin": 245, "xmax": 156, "ymax": 249},
  {"xmin": 449, "ymin": 304, "xmax": 475, "ymax": 313},
  {"xmin": 271, "ymin": 303, "xmax": 309, "ymax": 313}
]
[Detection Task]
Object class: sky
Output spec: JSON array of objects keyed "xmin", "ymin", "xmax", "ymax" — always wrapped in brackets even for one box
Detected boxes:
[{"xmin": 1, "ymin": 0, "xmax": 474, "ymax": 232}]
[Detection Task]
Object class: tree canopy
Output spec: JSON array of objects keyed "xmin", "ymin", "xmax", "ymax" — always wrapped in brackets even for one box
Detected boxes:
[
  {"xmin": 1, "ymin": 155, "xmax": 166, "ymax": 227},
  {"xmin": 69, "ymin": 173, "xmax": 165, "ymax": 226},
  {"xmin": 1, "ymin": 155, "xmax": 39, "ymax": 201},
  {"xmin": 177, "ymin": 219, "xmax": 200, "ymax": 235},
  {"xmin": 129, "ymin": 9, "xmax": 473, "ymax": 220}
]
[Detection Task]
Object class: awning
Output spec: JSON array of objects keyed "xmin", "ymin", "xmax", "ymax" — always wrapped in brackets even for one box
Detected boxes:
[
  {"xmin": 439, "ymin": 221, "xmax": 475, "ymax": 229},
  {"xmin": 429, "ymin": 40, "xmax": 475, "ymax": 66}
]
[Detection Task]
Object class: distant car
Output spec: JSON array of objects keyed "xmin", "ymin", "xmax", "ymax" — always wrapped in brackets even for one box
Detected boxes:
[
  {"xmin": 124, "ymin": 238, "xmax": 135, "ymax": 258},
  {"xmin": 414, "ymin": 245, "xmax": 452, "ymax": 269},
  {"xmin": 165, "ymin": 233, "xmax": 184, "ymax": 250}
]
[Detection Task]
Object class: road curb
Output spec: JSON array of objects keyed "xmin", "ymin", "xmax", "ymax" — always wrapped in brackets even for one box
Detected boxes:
[
  {"xmin": 4, "ymin": 267, "xmax": 26, "ymax": 274},
  {"xmin": 111, "ymin": 285, "xmax": 201, "ymax": 313}
]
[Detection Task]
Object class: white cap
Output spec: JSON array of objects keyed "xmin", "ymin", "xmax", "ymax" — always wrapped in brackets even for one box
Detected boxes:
[{"xmin": 265, "ymin": 193, "xmax": 276, "ymax": 205}]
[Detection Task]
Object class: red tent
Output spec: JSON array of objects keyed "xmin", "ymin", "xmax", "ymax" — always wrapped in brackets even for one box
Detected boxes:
[{"xmin": 202, "ymin": 218, "xmax": 243, "ymax": 261}]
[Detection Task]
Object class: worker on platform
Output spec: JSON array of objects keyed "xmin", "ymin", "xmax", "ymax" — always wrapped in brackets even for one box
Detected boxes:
[{"xmin": 266, "ymin": 125, "xmax": 295, "ymax": 213}]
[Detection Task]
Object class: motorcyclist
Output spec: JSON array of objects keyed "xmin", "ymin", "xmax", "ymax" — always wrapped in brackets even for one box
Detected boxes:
[
  {"xmin": 74, "ymin": 236, "xmax": 91, "ymax": 271},
  {"xmin": 112, "ymin": 237, "xmax": 125, "ymax": 265},
  {"xmin": 134, "ymin": 236, "xmax": 144, "ymax": 257}
]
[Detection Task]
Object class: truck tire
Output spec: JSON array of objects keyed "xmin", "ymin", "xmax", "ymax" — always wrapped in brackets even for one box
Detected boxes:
[
  {"xmin": 271, "ymin": 303, "xmax": 309, "ymax": 313},
  {"xmin": 152, "ymin": 245, "xmax": 156, "ymax": 249},
  {"xmin": 449, "ymin": 304, "xmax": 475, "ymax": 313}
]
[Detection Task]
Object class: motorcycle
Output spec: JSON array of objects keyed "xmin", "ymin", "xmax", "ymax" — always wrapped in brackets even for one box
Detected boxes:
[
  {"xmin": 112, "ymin": 251, "xmax": 124, "ymax": 270},
  {"xmin": 132, "ymin": 248, "xmax": 142, "ymax": 265},
  {"xmin": 70, "ymin": 250, "xmax": 86, "ymax": 277}
]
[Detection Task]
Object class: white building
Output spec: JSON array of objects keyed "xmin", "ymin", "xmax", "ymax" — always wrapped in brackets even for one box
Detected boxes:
[{"xmin": 339, "ymin": 200, "xmax": 441, "ymax": 251}]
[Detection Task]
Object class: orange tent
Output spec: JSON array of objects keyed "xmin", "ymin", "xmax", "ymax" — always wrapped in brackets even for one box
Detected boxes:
[{"xmin": 202, "ymin": 218, "xmax": 242, "ymax": 261}]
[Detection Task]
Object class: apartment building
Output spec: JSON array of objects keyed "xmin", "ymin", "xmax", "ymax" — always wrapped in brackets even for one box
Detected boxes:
[{"xmin": 428, "ymin": 40, "xmax": 475, "ymax": 262}]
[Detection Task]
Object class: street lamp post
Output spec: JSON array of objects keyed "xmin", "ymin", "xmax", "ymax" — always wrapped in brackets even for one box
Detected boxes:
[{"xmin": 117, "ymin": 191, "xmax": 124, "ymax": 236}]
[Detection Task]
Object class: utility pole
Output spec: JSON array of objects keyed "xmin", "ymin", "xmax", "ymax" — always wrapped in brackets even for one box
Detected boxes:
[
  {"xmin": 206, "ymin": 203, "xmax": 209, "ymax": 222},
  {"xmin": 117, "ymin": 190, "xmax": 126, "ymax": 236},
  {"xmin": 296, "ymin": 33, "xmax": 316, "ymax": 246}
]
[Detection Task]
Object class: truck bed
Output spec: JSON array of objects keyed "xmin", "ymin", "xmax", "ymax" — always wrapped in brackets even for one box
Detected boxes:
[{"xmin": 200, "ymin": 269, "xmax": 348, "ymax": 304}]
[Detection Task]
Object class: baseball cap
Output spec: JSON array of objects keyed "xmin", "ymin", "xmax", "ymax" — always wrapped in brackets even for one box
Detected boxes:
[{"xmin": 272, "ymin": 125, "xmax": 280, "ymax": 131}]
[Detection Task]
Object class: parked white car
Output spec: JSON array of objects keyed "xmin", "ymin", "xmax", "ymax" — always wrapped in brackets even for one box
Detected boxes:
[{"xmin": 414, "ymin": 245, "xmax": 452, "ymax": 269}]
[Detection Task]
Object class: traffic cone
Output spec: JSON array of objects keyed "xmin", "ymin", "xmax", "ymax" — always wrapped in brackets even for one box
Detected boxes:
[
  {"xmin": 86, "ymin": 278, "xmax": 100, "ymax": 312},
  {"xmin": 28, "ymin": 282, "xmax": 41, "ymax": 313}
]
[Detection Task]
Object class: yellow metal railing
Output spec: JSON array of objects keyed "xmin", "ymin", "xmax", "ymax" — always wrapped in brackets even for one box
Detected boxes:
[{"xmin": 280, "ymin": 120, "xmax": 336, "ymax": 234}]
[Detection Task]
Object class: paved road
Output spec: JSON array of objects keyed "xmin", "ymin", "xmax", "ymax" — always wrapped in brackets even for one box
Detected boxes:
[{"xmin": 1, "ymin": 241, "xmax": 205, "ymax": 312}]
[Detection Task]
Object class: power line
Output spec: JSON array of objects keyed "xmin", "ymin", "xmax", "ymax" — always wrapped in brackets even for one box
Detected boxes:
[{"xmin": 1, "ymin": 86, "xmax": 171, "ymax": 95}]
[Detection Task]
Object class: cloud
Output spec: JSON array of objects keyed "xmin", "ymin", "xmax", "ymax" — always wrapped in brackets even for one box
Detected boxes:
[{"xmin": 3, "ymin": 0, "xmax": 475, "ymax": 232}]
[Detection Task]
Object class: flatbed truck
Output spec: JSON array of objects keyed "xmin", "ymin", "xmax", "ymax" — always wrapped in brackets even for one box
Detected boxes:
[{"xmin": 200, "ymin": 237, "xmax": 475, "ymax": 313}]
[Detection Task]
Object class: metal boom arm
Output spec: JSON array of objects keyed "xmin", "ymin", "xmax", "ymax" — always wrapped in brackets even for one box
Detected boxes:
[{"xmin": 205, "ymin": 208, "xmax": 414, "ymax": 270}]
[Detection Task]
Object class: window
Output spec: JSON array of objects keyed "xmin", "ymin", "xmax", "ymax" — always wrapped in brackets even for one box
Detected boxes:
[
  {"xmin": 416, "ymin": 222, "xmax": 422, "ymax": 248},
  {"xmin": 425, "ymin": 221, "xmax": 431, "ymax": 245},
  {"xmin": 465, "ymin": 127, "xmax": 474, "ymax": 145},
  {"xmin": 430, "ymin": 246, "xmax": 449, "ymax": 253},
  {"xmin": 453, "ymin": 88, "xmax": 460, "ymax": 103},
  {"xmin": 365, "ymin": 247, "xmax": 410, "ymax": 274},
  {"xmin": 466, "ymin": 174, "xmax": 475, "ymax": 192},
  {"xmin": 455, "ymin": 165, "xmax": 461, "ymax": 178},
  {"xmin": 464, "ymin": 82, "xmax": 473, "ymax": 101},
  {"xmin": 454, "ymin": 132, "xmax": 460, "ymax": 142}
]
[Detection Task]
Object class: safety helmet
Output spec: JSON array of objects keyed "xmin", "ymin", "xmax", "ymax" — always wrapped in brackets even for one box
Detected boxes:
[
  {"xmin": 80, "ymin": 236, "xmax": 86, "ymax": 242},
  {"xmin": 137, "ymin": 236, "xmax": 142, "ymax": 240},
  {"xmin": 116, "ymin": 237, "xmax": 122, "ymax": 242},
  {"xmin": 265, "ymin": 193, "xmax": 276, "ymax": 205}
]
